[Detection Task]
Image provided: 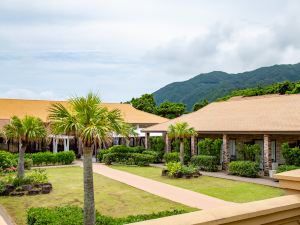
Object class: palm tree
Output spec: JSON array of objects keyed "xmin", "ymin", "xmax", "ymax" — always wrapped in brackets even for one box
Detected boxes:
[
  {"xmin": 4, "ymin": 116, "xmax": 46, "ymax": 178},
  {"xmin": 48, "ymin": 93, "xmax": 125, "ymax": 225},
  {"xmin": 120, "ymin": 124, "xmax": 138, "ymax": 147},
  {"xmin": 168, "ymin": 122, "xmax": 196, "ymax": 164}
]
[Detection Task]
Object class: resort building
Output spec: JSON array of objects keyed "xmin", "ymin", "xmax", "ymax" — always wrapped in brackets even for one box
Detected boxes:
[
  {"xmin": 143, "ymin": 94, "xmax": 300, "ymax": 174},
  {"xmin": 0, "ymin": 98, "xmax": 168, "ymax": 154}
]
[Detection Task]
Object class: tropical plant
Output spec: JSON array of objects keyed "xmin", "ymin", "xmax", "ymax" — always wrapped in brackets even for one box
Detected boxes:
[
  {"xmin": 3, "ymin": 116, "xmax": 46, "ymax": 178},
  {"xmin": 167, "ymin": 122, "xmax": 196, "ymax": 164},
  {"xmin": 119, "ymin": 124, "xmax": 138, "ymax": 147},
  {"xmin": 48, "ymin": 92, "xmax": 126, "ymax": 225}
]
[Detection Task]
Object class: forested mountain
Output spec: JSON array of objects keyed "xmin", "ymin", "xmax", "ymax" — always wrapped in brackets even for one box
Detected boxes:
[{"xmin": 153, "ymin": 63, "xmax": 300, "ymax": 110}]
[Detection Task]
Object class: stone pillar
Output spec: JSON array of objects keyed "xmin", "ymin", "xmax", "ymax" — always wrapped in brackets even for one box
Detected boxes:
[
  {"xmin": 145, "ymin": 132, "xmax": 150, "ymax": 149},
  {"xmin": 165, "ymin": 133, "xmax": 171, "ymax": 152},
  {"xmin": 53, "ymin": 138, "xmax": 58, "ymax": 153},
  {"xmin": 264, "ymin": 134, "xmax": 272, "ymax": 175},
  {"xmin": 191, "ymin": 135, "xmax": 197, "ymax": 156},
  {"xmin": 222, "ymin": 134, "xmax": 230, "ymax": 170}
]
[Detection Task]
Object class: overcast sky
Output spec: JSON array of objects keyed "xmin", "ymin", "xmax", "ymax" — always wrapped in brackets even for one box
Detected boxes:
[{"xmin": 1, "ymin": 0, "xmax": 300, "ymax": 102}]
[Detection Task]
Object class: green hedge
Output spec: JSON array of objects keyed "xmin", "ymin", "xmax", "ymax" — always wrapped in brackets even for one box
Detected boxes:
[
  {"xmin": 163, "ymin": 152, "xmax": 179, "ymax": 163},
  {"xmin": 228, "ymin": 161, "xmax": 259, "ymax": 178},
  {"xmin": 142, "ymin": 150, "xmax": 160, "ymax": 163},
  {"xmin": 27, "ymin": 151, "xmax": 76, "ymax": 166},
  {"xmin": 276, "ymin": 165, "xmax": 300, "ymax": 173},
  {"xmin": 27, "ymin": 205, "xmax": 186, "ymax": 225},
  {"xmin": 281, "ymin": 143, "xmax": 300, "ymax": 166},
  {"xmin": 103, "ymin": 152, "xmax": 155, "ymax": 166},
  {"xmin": 190, "ymin": 155, "xmax": 218, "ymax": 172},
  {"xmin": 0, "ymin": 151, "xmax": 17, "ymax": 170}
]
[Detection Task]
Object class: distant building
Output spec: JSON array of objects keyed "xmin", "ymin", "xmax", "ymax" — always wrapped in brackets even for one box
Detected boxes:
[
  {"xmin": 143, "ymin": 94, "xmax": 300, "ymax": 174},
  {"xmin": 0, "ymin": 98, "xmax": 168, "ymax": 155}
]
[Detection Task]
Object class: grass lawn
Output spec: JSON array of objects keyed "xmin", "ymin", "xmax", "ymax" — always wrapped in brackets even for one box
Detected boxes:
[
  {"xmin": 111, "ymin": 165, "xmax": 285, "ymax": 203},
  {"xmin": 0, "ymin": 167, "xmax": 195, "ymax": 225}
]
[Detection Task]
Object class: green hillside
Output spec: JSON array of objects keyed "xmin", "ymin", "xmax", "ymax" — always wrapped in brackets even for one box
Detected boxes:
[{"xmin": 153, "ymin": 63, "xmax": 300, "ymax": 110}]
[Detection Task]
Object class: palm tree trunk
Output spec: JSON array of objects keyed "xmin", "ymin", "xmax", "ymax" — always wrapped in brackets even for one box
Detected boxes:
[
  {"xmin": 83, "ymin": 146, "xmax": 96, "ymax": 225},
  {"xmin": 180, "ymin": 140, "xmax": 184, "ymax": 164},
  {"xmin": 17, "ymin": 141, "xmax": 26, "ymax": 178}
]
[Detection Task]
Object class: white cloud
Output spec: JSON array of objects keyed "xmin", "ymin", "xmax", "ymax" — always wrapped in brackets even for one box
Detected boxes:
[{"xmin": 2, "ymin": 89, "xmax": 58, "ymax": 100}]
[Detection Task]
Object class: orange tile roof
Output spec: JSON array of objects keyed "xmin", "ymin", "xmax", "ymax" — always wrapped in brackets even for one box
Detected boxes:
[
  {"xmin": 0, "ymin": 98, "xmax": 168, "ymax": 125},
  {"xmin": 144, "ymin": 94, "xmax": 300, "ymax": 133}
]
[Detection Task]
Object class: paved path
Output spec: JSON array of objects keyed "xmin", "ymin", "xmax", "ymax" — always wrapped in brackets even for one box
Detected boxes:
[
  {"xmin": 150, "ymin": 163, "xmax": 279, "ymax": 188},
  {"xmin": 0, "ymin": 205, "xmax": 15, "ymax": 225},
  {"xmin": 76, "ymin": 161, "xmax": 236, "ymax": 210}
]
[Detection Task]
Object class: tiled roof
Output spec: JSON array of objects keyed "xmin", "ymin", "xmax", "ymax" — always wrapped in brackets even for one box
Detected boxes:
[
  {"xmin": 144, "ymin": 94, "xmax": 300, "ymax": 133},
  {"xmin": 0, "ymin": 98, "xmax": 168, "ymax": 126}
]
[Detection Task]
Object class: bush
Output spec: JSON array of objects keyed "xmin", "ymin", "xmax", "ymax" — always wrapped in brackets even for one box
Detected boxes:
[
  {"xmin": 142, "ymin": 150, "xmax": 160, "ymax": 163},
  {"xmin": 172, "ymin": 139, "xmax": 191, "ymax": 163},
  {"xmin": 28, "ymin": 151, "xmax": 75, "ymax": 166},
  {"xmin": 277, "ymin": 165, "xmax": 300, "ymax": 173},
  {"xmin": 97, "ymin": 149, "xmax": 110, "ymax": 162},
  {"xmin": 2, "ymin": 169, "xmax": 48, "ymax": 187},
  {"xmin": 166, "ymin": 162, "xmax": 182, "ymax": 177},
  {"xmin": 149, "ymin": 137, "xmax": 165, "ymax": 160},
  {"xmin": 27, "ymin": 205, "xmax": 186, "ymax": 225},
  {"xmin": 190, "ymin": 155, "xmax": 218, "ymax": 172},
  {"xmin": 103, "ymin": 152, "xmax": 155, "ymax": 166},
  {"xmin": 109, "ymin": 145, "xmax": 144, "ymax": 154},
  {"xmin": 197, "ymin": 138, "xmax": 222, "ymax": 162},
  {"xmin": 25, "ymin": 158, "xmax": 33, "ymax": 170},
  {"xmin": 56, "ymin": 151, "xmax": 76, "ymax": 165},
  {"xmin": 281, "ymin": 143, "xmax": 300, "ymax": 166},
  {"xmin": 236, "ymin": 144, "xmax": 261, "ymax": 162},
  {"xmin": 0, "ymin": 151, "xmax": 17, "ymax": 170},
  {"xmin": 0, "ymin": 180, "xmax": 5, "ymax": 194},
  {"xmin": 228, "ymin": 161, "xmax": 259, "ymax": 177},
  {"xmin": 163, "ymin": 152, "xmax": 179, "ymax": 163}
]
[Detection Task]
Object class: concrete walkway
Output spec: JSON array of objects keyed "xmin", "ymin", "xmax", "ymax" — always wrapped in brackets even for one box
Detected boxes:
[
  {"xmin": 76, "ymin": 161, "xmax": 236, "ymax": 210},
  {"xmin": 0, "ymin": 205, "xmax": 15, "ymax": 225},
  {"xmin": 150, "ymin": 163, "xmax": 279, "ymax": 188}
]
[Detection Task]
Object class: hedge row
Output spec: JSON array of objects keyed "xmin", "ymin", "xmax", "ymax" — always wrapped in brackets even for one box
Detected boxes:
[
  {"xmin": 276, "ymin": 165, "xmax": 300, "ymax": 173},
  {"xmin": 98, "ymin": 145, "xmax": 158, "ymax": 166},
  {"xmin": 190, "ymin": 155, "xmax": 218, "ymax": 172},
  {"xmin": 26, "ymin": 151, "xmax": 76, "ymax": 166},
  {"xmin": 228, "ymin": 161, "xmax": 259, "ymax": 177},
  {"xmin": 27, "ymin": 205, "xmax": 186, "ymax": 225},
  {"xmin": 163, "ymin": 152, "xmax": 179, "ymax": 163}
]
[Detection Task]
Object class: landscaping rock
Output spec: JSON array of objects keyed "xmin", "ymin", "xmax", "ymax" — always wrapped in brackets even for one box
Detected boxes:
[
  {"xmin": 21, "ymin": 184, "xmax": 32, "ymax": 191},
  {"xmin": 161, "ymin": 169, "xmax": 169, "ymax": 176},
  {"xmin": 28, "ymin": 189, "xmax": 41, "ymax": 195},
  {"xmin": 41, "ymin": 184, "xmax": 52, "ymax": 194},
  {"xmin": 10, "ymin": 191, "xmax": 25, "ymax": 196}
]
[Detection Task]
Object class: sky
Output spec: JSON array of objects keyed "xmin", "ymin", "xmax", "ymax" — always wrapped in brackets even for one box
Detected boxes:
[{"xmin": 1, "ymin": 0, "xmax": 300, "ymax": 102}]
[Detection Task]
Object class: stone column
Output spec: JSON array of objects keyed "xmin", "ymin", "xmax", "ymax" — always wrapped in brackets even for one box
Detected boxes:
[
  {"xmin": 191, "ymin": 135, "xmax": 197, "ymax": 156},
  {"xmin": 165, "ymin": 133, "xmax": 171, "ymax": 153},
  {"xmin": 222, "ymin": 134, "xmax": 230, "ymax": 170},
  {"xmin": 145, "ymin": 132, "xmax": 150, "ymax": 149},
  {"xmin": 53, "ymin": 138, "xmax": 58, "ymax": 153},
  {"xmin": 264, "ymin": 134, "xmax": 272, "ymax": 175}
]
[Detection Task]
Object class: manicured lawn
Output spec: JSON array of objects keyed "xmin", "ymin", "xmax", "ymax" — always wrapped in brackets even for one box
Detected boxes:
[
  {"xmin": 0, "ymin": 167, "xmax": 194, "ymax": 225},
  {"xmin": 111, "ymin": 165, "xmax": 285, "ymax": 203}
]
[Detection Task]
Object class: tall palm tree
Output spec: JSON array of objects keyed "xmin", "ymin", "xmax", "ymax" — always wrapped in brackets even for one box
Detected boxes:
[
  {"xmin": 120, "ymin": 124, "xmax": 138, "ymax": 147},
  {"xmin": 48, "ymin": 93, "xmax": 125, "ymax": 225},
  {"xmin": 168, "ymin": 122, "xmax": 196, "ymax": 164},
  {"xmin": 4, "ymin": 116, "xmax": 46, "ymax": 178}
]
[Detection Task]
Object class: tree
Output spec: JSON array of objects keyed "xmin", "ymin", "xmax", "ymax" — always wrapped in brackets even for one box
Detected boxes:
[
  {"xmin": 193, "ymin": 99, "xmax": 208, "ymax": 111},
  {"xmin": 119, "ymin": 123, "xmax": 138, "ymax": 147},
  {"xmin": 156, "ymin": 101, "xmax": 186, "ymax": 119},
  {"xmin": 4, "ymin": 116, "xmax": 46, "ymax": 178},
  {"xmin": 130, "ymin": 94, "xmax": 156, "ymax": 114},
  {"xmin": 48, "ymin": 93, "xmax": 126, "ymax": 225},
  {"xmin": 168, "ymin": 122, "xmax": 196, "ymax": 164}
]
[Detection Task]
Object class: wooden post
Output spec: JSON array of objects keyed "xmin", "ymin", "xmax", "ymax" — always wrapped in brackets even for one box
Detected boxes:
[{"xmin": 145, "ymin": 132, "xmax": 150, "ymax": 149}]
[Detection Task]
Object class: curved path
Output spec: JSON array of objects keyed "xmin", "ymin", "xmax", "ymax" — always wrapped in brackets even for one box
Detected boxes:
[{"xmin": 76, "ymin": 161, "xmax": 237, "ymax": 210}]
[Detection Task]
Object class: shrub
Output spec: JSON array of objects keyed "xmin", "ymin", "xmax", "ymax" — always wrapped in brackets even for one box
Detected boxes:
[
  {"xmin": 172, "ymin": 139, "xmax": 191, "ymax": 163},
  {"xmin": 103, "ymin": 152, "xmax": 155, "ymax": 166},
  {"xmin": 197, "ymin": 138, "xmax": 222, "ymax": 162},
  {"xmin": 28, "ymin": 151, "xmax": 75, "ymax": 166},
  {"xmin": 0, "ymin": 151, "xmax": 17, "ymax": 169},
  {"xmin": 25, "ymin": 158, "xmax": 33, "ymax": 170},
  {"xmin": 166, "ymin": 162, "xmax": 182, "ymax": 177},
  {"xmin": 2, "ymin": 169, "xmax": 48, "ymax": 187},
  {"xmin": 281, "ymin": 143, "xmax": 300, "ymax": 166},
  {"xmin": 149, "ymin": 136, "xmax": 165, "ymax": 160},
  {"xmin": 0, "ymin": 180, "xmax": 5, "ymax": 194},
  {"xmin": 97, "ymin": 149, "xmax": 110, "ymax": 162},
  {"xmin": 27, "ymin": 205, "xmax": 186, "ymax": 225},
  {"xmin": 181, "ymin": 165, "xmax": 197, "ymax": 176},
  {"xmin": 236, "ymin": 144, "xmax": 261, "ymax": 162},
  {"xmin": 190, "ymin": 155, "xmax": 218, "ymax": 172},
  {"xmin": 277, "ymin": 165, "xmax": 300, "ymax": 173},
  {"xmin": 163, "ymin": 152, "xmax": 179, "ymax": 163},
  {"xmin": 109, "ymin": 145, "xmax": 144, "ymax": 154},
  {"xmin": 56, "ymin": 151, "xmax": 76, "ymax": 165},
  {"xmin": 228, "ymin": 161, "xmax": 259, "ymax": 177},
  {"xmin": 142, "ymin": 150, "xmax": 160, "ymax": 163}
]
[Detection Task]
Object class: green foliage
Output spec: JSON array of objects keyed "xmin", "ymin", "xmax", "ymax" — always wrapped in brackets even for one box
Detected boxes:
[
  {"xmin": 163, "ymin": 152, "xmax": 179, "ymax": 163},
  {"xmin": 197, "ymin": 138, "xmax": 222, "ymax": 163},
  {"xmin": 156, "ymin": 101, "xmax": 186, "ymax": 119},
  {"xmin": 24, "ymin": 158, "xmax": 33, "ymax": 170},
  {"xmin": 0, "ymin": 180, "xmax": 6, "ymax": 194},
  {"xmin": 142, "ymin": 150, "xmax": 160, "ymax": 163},
  {"xmin": 276, "ymin": 165, "xmax": 300, "ymax": 173},
  {"xmin": 0, "ymin": 151, "xmax": 17, "ymax": 170},
  {"xmin": 27, "ymin": 151, "xmax": 76, "ymax": 166},
  {"xmin": 27, "ymin": 205, "xmax": 186, "ymax": 225},
  {"xmin": 190, "ymin": 155, "xmax": 218, "ymax": 172},
  {"xmin": 103, "ymin": 152, "xmax": 155, "ymax": 166},
  {"xmin": 236, "ymin": 144, "xmax": 261, "ymax": 162},
  {"xmin": 129, "ymin": 94, "xmax": 157, "ymax": 114},
  {"xmin": 2, "ymin": 169, "xmax": 48, "ymax": 187},
  {"xmin": 149, "ymin": 136, "xmax": 165, "ymax": 160},
  {"xmin": 281, "ymin": 142, "xmax": 300, "ymax": 166},
  {"xmin": 166, "ymin": 162, "xmax": 182, "ymax": 177},
  {"xmin": 180, "ymin": 165, "xmax": 197, "ymax": 176},
  {"xmin": 193, "ymin": 99, "xmax": 208, "ymax": 111},
  {"xmin": 229, "ymin": 161, "xmax": 259, "ymax": 178},
  {"xmin": 97, "ymin": 149, "xmax": 110, "ymax": 162},
  {"xmin": 108, "ymin": 145, "xmax": 144, "ymax": 154}
]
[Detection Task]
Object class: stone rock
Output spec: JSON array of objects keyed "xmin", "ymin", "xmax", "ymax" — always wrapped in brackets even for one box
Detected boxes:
[
  {"xmin": 10, "ymin": 191, "xmax": 25, "ymax": 196},
  {"xmin": 28, "ymin": 189, "xmax": 41, "ymax": 195}
]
